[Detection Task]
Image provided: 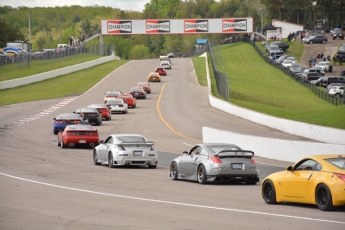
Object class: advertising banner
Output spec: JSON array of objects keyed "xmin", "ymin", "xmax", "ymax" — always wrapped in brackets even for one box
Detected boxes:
[{"xmin": 101, "ymin": 18, "xmax": 253, "ymax": 35}]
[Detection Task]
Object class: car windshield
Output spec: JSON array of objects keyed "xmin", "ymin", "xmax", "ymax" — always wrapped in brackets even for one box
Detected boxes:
[
  {"xmin": 106, "ymin": 91, "xmax": 120, "ymax": 96},
  {"xmin": 138, "ymin": 83, "xmax": 147, "ymax": 86},
  {"xmin": 208, "ymin": 145, "xmax": 240, "ymax": 154},
  {"xmin": 150, "ymin": 73, "xmax": 159, "ymax": 76}
]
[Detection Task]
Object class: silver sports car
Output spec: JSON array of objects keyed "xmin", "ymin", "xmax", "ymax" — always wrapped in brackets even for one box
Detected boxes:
[
  {"xmin": 93, "ymin": 134, "xmax": 158, "ymax": 168},
  {"xmin": 170, "ymin": 143, "xmax": 259, "ymax": 184}
]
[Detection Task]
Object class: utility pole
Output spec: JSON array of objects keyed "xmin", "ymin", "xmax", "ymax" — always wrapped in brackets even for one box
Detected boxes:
[{"xmin": 28, "ymin": 10, "xmax": 32, "ymax": 44}]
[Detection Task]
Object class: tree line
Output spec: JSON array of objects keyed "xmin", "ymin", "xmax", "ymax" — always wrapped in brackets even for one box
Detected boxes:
[{"xmin": 0, "ymin": 0, "xmax": 344, "ymax": 59}]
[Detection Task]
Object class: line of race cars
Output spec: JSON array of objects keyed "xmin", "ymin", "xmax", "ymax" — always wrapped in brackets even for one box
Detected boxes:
[{"xmin": 52, "ymin": 56, "xmax": 345, "ymax": 211}]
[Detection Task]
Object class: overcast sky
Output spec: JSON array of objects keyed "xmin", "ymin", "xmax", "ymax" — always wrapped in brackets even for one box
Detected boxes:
[{"xmin": 0, "ymin": 0, "xmax": 151, "ymax": 12}]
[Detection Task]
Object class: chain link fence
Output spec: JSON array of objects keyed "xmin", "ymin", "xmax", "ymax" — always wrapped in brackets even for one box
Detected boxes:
[
  {"xmin": 208, "ymin": 37, "xmax": 344, "ymax": 106},
  {"xmin": 0, "ymin": 43, "xmax": 115, "ymax": 71}
]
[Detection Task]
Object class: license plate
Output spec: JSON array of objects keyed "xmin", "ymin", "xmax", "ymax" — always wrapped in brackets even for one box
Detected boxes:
[
  {"xmin": 135, "ymin": 93, "xmax": 138, "ymax": 95},
  {"xmin": 232, "ymin": 163, "xmax": 243, "ymax": 170},
  {"xmin": 79, "ymin": 140, "xmax": 86, "ymax": 143},
  {"xmin": 134, "ymin": 151, "xmax": 142, "ymax": 156}
]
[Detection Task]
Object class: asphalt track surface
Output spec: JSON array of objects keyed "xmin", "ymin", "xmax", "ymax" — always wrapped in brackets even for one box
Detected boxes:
[{"xmin": 0, "ymin": 58, "xmax": 344, "ymax": 230}]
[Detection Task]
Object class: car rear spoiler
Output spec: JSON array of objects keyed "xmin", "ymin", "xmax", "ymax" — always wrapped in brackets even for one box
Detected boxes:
[
  {"xmin": 119, "ymin": 141, "xmax": 154, "ymax": 146},
  {"xmin": 214, "ymin": 150, "xmax": 254, "ymax": 158}
]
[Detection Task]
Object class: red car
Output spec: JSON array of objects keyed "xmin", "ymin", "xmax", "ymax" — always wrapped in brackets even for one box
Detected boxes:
[
  {"xmin": 155, "ymin": 66, "xmax": 166, "ymax": 76},
  {"xmin": 117, "ymin": 93, "xmax": 137, "ymax": 108},
  {"xmin": 104, "ymin": 90, "xmax": 122, "ymax": 103},
  {"xmin": 57, "ymin": 124, "xmax": 99, "ymax": 148},
  {"xmin": 87, "ymin": 104, "xmax": 112, "ymax": 120},
  {"xmin": 136, "ymin": 82, "xmax": 151, "ymax": 93}
]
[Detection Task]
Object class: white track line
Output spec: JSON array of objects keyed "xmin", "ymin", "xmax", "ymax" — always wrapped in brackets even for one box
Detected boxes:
[{"xmin": 0, "ymin": 172, "xmax": 343, "ymax": 225}]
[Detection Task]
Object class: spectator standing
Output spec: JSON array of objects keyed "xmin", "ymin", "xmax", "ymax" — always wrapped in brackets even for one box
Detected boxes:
[
  {"xmin": 308, "ymin": 57, "xmax": 312, "ymax": 67},
  {"xmin": 328, "ymin": 63, "xmax": 333, "ymax": 74},
  {"xmin": 333, "ymin": 56, "xmax": 337, "ymax": 65},
  {"xmin": 320, "ymin": 52, "xmax": 324, "ymax": 61},
  {"xmin": 317, "ymin": 52, "xmax": 320, "ymax": 61},
  {"xmin": 287, "ymin": 33, "xmax": 292, "ymax": 44},
  {"xmin": 327, "ymin": 54, "xmax": 331, "ymax": 62},
  {"xmin": 312, "ymin": 56, "xmax": 317, "ymax": 66}
]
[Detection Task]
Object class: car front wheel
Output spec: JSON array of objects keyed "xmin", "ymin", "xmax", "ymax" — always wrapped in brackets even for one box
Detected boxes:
[
  {"xmin": 197, "ymin": 165, "xmax": 207, "ymax": 184},
  {"xmin": 309, "ymin": 41, "xmax": 313, "ymax": 44},
  {"xmin": 93, "ymin": 150, "xmax": 100, "ymax": 165},
  {"xmin": 262, "ymin": 180, "xmax": 277, "ymax": 204},
  {"xmin": 322, "ymin": 40, "xmax": 326, "ymax": 43},
  {"xmin": 316, "ymin": 184, "xmax": 334, "ymax": 211},
  {"xmin": 108, "ymin": 153, "xmax": 114, "ymax": 168},
  {"xmin": 170, "ymin": 162, "xmax": 178, "ymax": 180}
]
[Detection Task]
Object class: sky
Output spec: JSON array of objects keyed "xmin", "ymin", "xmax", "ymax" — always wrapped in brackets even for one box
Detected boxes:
[{"xmin": 0, "ymin": 0, "xmax": 151, "ymax": 12}]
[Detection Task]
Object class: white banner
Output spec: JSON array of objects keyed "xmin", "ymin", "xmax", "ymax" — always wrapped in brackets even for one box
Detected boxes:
[{"xmin": 101, "ymin": 18, "xmax": 253, "ymax": 35}]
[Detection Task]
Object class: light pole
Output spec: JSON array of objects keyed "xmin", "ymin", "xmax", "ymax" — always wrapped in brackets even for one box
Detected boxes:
[{"xmin": 259, "ymin": 8, "xmax": 263, "ymax": 31}]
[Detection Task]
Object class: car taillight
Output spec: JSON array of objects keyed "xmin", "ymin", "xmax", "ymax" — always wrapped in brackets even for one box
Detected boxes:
[
  {"xmin": 67, "ymin": 132, "xmax": 77, "ymax": 135},
  {"xmin": 209, "ymin": 156, "xmax": 223, "ymax": 163},
  {"xmin": 55, "ymin": 120, "xmax": 63, "ymax": 124},
  {"xmin": 251, "ymin": 158, "xmax": 256, "ymax": 164},
  {"xmin": 334, "ymin": 173, "xmax": 345, "ymax": 182},
  {"xmin": 89, "ymin": 132, "xmax": 98, "ymax": 136},
  {"xmin": 119, "ymin": 105, "xmax": 124, "ymax": 107},
  {"xmin": 117, "ymin": 145, "xmax": 126, "ymax": 151},
  {"xmin": 72, "ymin": 120, "xmax": 81, "ymax": 124}
]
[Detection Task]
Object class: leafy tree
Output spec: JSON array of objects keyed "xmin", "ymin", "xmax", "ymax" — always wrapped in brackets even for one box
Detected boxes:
[
  {"xmin": 0, "ymin": 18, "xmax": 26, "ymax": 47},
  {"xmin": 35, "ymin": 36, "xmax": 46, "ymax": 51},
  {"xmin": 129, "ymin": 44, "xmax": 150, "ymax": 59},
  {"xmin": 81, "ymin": 19, "xmax": 92, "ymax": 34}
]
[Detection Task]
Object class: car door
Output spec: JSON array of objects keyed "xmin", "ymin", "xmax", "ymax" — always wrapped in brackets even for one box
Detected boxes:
[
  {"xmin": 179, "ymin": 146, "xmax": 201, "ymax": 177},
  {"xmin": 279, "ymin": 159, "xmax": 317, "ymax": 200},
  {"xmin": 98, "ymin": 136, "xmax": 114, "ymax": 161}
]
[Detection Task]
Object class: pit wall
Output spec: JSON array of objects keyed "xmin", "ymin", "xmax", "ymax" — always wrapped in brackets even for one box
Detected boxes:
[
  {"xmin": 200, "ymin": 52, "xmax": 345, "ymax": 161},
  {"xmin": 0, "ymin": 55, "xmax": 120, "ymax": 90}
]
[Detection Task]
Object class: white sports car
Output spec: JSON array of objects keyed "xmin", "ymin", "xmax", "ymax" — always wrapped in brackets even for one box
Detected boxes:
[{"xmin": 93, "ymin": 134, "xmax": 158, "ymax": 168}]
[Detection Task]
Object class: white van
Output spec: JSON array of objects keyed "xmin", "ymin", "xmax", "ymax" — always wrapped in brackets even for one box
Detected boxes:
[{"xmin": 57, "ymin": 44, "xmax": 69, "ymax": 52}]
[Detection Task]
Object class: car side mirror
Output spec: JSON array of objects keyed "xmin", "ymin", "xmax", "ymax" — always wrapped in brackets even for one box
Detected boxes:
[
  {"xmin": 183, "ymin": 151, "xmax": 188, "ymax": 155},
  {"xmin": 287, "ymin": 166, "xmax": 293, "ymax": 171},
  {"xmin": 100, "ymin": 140, "xmax": 104, "ymax": 144}
]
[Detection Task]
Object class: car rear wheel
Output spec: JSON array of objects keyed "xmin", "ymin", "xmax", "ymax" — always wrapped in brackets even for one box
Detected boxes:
[
  {"xmin": 93, "ymin": 151, "xmax": 100, "ymax": 165},
  {"xmin": 197, "ymin": 165, "xmax": 207, "ymax": 184},
  {"xmin": 170, "ymin": 162, "xmax": 178, "ymax": 180},
  {"xmin": 53, "ymin": 129, "xmax": 58, "ymax": 135},
  {"xmin": 262, "ymin": 180, "xmax": 277, "ymax": 204},
  {"xmin": 132, "ymin": 104, "xmax": 136, "ymax": 108},
  {"xmin": 322, "ymin": 40, "xmax": 326, "ymax": 43},
  {"xmin": 108, "ymin": 153, "xmax": 114, "ymax": 168},
  {"xmin": 316, "ymin": 184, "xmax": 334, "ymax": 211},
  {"xmin": 148, "ymin": 164, "xmax": 157, "ymax": 169}
]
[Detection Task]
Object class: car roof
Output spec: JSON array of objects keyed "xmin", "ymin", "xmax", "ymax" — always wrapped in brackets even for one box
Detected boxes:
[
  {"xmin": 88, "ymin": 104, "xmax": 107, "ymax": 108},
  {"xmin": 118, "ymin": 94, "xmax": 133, "ymax": 98},
  {"xmin": 107, "ymin": 99, "xmax": 124, "ymax": 103},
  {"xmin": 149, "ymin": 72, "xmax": 159, "ymax": 75},
  {"xmin": 66, "ymin": 124, "xmax": 96, "ymax": 130},
  {"xmin": 77, "ymin": 108, "xmax": 98, "ymax": 112}
]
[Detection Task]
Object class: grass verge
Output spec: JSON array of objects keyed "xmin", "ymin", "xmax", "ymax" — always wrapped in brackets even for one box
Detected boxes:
[
  {"xmin": 0, "ymin": 60, "xmax": 128, "ymax": 105},
  {"xmin": 191, "ymin": 42, "xmax": 345, "ymax": 130},
  {"xmin": 0, "ymin": 53, "xmax": 103, "ymax": 81}
]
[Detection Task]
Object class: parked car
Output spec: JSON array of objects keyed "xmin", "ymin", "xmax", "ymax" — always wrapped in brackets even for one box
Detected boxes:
[
  {"xmin": 154, "ymin": 66, "xmax": 167, "ymax": 76},
  {"xmin": 303, "ymin": 68, "xmax": 323, "ymax": 75},
  {"xmin": 148, "ymin": 72, "xmax": 161, "ymax": 82},
  {"xmin": 136, "ymin": 82, "xmax": 151, "ymax": 93},
  {"xmin": 57, "ymin": 124, "xmax": 99, "ymax": 149},
  {"xmin": 330, "ymin": 28, "xmax": 344, "ymax": 40},
  {"xmin": 106, "ymin": 98, "xmax": 128, "ymax": 114},
  {"xmin": 289, "ymin": 63, "xmax": 301, "ymax": 72},
  {"xmin": 262, "ymin": 154, "xmax": 345, "ymax": 211},
  {"xmin": 129, "ymin": 87, "xmax": 147, "ymax": 99},
  {"xmin": 117, "ymin": 93, "xmax": 137, "ymax": 108},
  {"xmin": 73, "ymin": 108, "xmax": 102, "ymax": 126},
  {"xmin": 53, "ymin": 113, "xmax": 83, "ymax": 134},
  {"xmin": 269, "ymin": 41, "xmax": 289, "ymax": 52},
  {"xmin": 104, "ymin": 90, "xmax": 122, "ymax": 103},
  {"xmin": 170, "ymin": 143, "xmax": 259, "ymax": 184},
  {"xmin": 281, "ymin": 59, "xmax": 294, "ymax": 68},
  {"xmin": 320, "ymin": 76, "xmax": 345, "ymax": 87},
  {"xmin": 310, "ymin": 77, "xmax": 322, "ymax": 86},
  {"xmin": 335, "ymin": 50, "xmax": 345, "ymax": 62},
  {"xmin": 339, "ymin": 45, "xmax": 345, "ymax": 52},
  {"xmin": 93, "ymin": 134, "xmax": 158, "ymax": 168},
  {"xmin": 292, "ymin": 66, "xmax": 308, "ymax": 74},
  {"xmin": 301, "ymin": 72, "xmax": 323, "ymax": 81},
  {"xmin": 302, "ymin": 34, "xmax": 328, "ymax": 44},
  {"xmin": 328, "ymin": 85, "xmax": 344, "ymax": 97},
  {"xmin": 167, "ymin": 52, "xmax": 174, "ymax": 58},
  {"xmin": 274, "ymin": 55, "xmax": 294, "ymax": 64},
  {"xmin": 295, "ymin": 30, "xmax": 307, "ymax": 39},
  {"xmin": 87, "ymin": 104, "xmax": 112, "ymax": 121},
  {"xmin": 315, "ymin": 61, "xmax": 330, "ymax": 72},
  {"xmin": 57, "ymin": 44, "xmax": 70, "ymax": 52}
]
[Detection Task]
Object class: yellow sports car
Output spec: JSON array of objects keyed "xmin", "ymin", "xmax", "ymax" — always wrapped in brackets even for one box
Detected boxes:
[{"xmin": 262, "ymin": 154, "xmax": 345, "ymax": 211}]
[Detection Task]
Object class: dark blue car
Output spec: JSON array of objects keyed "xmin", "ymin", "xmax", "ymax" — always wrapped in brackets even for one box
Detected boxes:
[{"xmin": 53, "ymin": 113, "xmax": 82, "ymax": 134}]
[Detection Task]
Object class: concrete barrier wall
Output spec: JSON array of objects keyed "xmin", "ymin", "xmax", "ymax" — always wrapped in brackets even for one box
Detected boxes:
[
  {"xmin": 0, "ymin": 55, "xmax": 121, "ymax": 90},
  {"xmin": 202, "ymin": 127, "xmax": 345, "ymax": 163},
  {"xmin": 200, "ymin": 52, "xmax": 345, "ymax": 146}
]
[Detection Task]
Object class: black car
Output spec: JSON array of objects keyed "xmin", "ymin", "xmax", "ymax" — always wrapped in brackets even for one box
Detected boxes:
[
  {"xmin": 300, "ymin": 72, "xmax": 323, "ymax": 81},
  {"xmin": 270, "ymin": 41, "xmax": 289, "ymax": 52},
  {"xmin": 73, "ymin": 108, "xmax": 102, "ymax": 126},
  {"xmin": 129, "ymin": 87, "xmax": 147, "ymax": 99},
  {"xmin": 320, "ymin": 77, "xmax": 345, "ymax": 87},
  {"xmin": 331, "ymin": 28, "xmax": 344, "ymax": 40},
  {"xmin": 335, "ymin": 51, "xmax": 345, "ymax": 62}
]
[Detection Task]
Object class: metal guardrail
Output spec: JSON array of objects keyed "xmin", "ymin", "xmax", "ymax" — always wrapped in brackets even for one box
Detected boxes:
[{"xmin": 209, "ymin": 37, "xmax": 344, "ymax": 106}]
